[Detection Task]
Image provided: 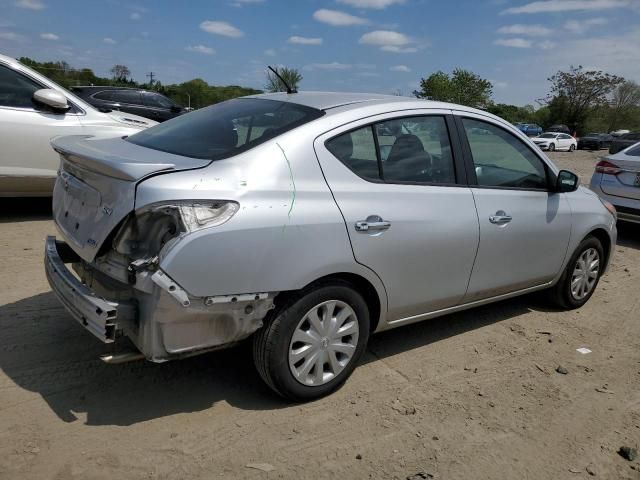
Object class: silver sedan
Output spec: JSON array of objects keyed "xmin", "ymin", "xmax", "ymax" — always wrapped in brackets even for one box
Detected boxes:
[
  {"xmin": 45, "ymin": 92, "xmax": 617, "ymax": 400},
  {"xmin": 589, "ymin": 141, "xmax": 640, "ymax": 224}
]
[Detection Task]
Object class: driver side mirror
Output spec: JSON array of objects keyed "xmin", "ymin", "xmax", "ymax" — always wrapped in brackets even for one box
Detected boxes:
[
  {"xmin": 555, "ymin": 170, "xmax": 579, "ymax": 192},
  {"xmin": 33, "ymin": 89, "xmax": 69, "ymax": 112}
]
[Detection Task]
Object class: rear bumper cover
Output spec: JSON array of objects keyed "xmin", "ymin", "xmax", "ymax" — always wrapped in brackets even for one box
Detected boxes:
[{"xmin": 44, "ymin": 235, "xmax": 135, "ymax": 342}]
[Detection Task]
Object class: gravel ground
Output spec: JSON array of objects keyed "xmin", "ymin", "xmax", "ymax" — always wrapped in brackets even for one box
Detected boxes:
[{"xmin": 1, "ymin": 149, "xmax": 639, "ymax": 479}]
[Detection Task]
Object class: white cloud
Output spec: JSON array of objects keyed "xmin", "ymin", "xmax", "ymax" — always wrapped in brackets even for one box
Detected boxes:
[
  {"xmin": 264, "ymin": 48, "xmax": 276, "ymax": 56},
  {"xmin": 390, "ymin": 65, "xmax": 411, "ymax": 72},
  {"xmin": 0, "ymin": 32, "xmax": 20, "ymax": 41},
  {"xmin": 304, "ymin": 62, "xmax": 352, "ymax": 70},
  {"xmin": 200, "ymin": 20, "xmax": 244, "ymax": 38},
  {"xmin": 503, "ymin": 0, "xmax": 631, "ymax": 14},
  {"xmin": 231, "ymin": 0, "xmax": 264, "ymax": 5},
  {"xmin": 538, "ymin": 40, "xmax": 556, "ymax": 49},
  {"xmin": 130, "ymin": 12, "xmax": 141, "ymax": 20},
  {"xmin": 288, "ymin": 35, "xmax": 323, "ymax": 45},
  {"xmin": 381, "ymin": 45, "xmax": 418, "ymax": 53},
  {"xmin": 564, "ymin": 18, "xmax": 608, "ymax": 33},
  {"xmin": 185, "ymin": 44, "xmax": 215, "ymax": 55},
  {"xmin": 103, "ymin": 37, "xmax": 117, "ymax": 44},
  {"xmin": 313, "ymin": 9, "xmax": 369, "ymax": 26},
  {"xmin": 15, "ymin": 0, "xmax": 44, "ymax": 10},
  {"xmin": 497, "ymin": 24, "xmax": 552, "ymax": 36},
  {"xmin": 492, "ymin": 80, "xmax": 509, "ymax": 88},
  {"xmin": 360, "ymin": 30, "xmax": 411, "ymax": 46},
  {"xmin": 494, "ymin": 37, "xmax": 533, "ymax": 48},
  {"xmin": 337, "ymin": 0, "xmax": 405, "ymax": 9},
  {"xmin": 40, "ymin": 32, "xmax": 59, "ymax": 40}
]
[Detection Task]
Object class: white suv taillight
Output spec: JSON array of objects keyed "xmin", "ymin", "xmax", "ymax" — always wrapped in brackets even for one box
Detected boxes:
[{"xmin": 595, "ymin": 160, "xmax": 622, "ymax": 175}]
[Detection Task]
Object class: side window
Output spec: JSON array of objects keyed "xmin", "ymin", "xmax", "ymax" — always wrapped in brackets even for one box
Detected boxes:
[
  {"xmin": 326, "ymin": 126, "xmax": 380, "ymax": 181},
  {"xmin": 375, "ymin": 116, "xmax": 455, "ymax": 183},
  {"xmin": 143, "ymin": 92, "xmax": 173, "ymax": 109},
  {"xmin": 0, "ymin": 64, "xmax": 42, "ymax": 108},
  {"xmin": 93, "ymin": 91, "xmax": 114, "ymax": 101},
  {"xmin": 462, "ymin": 118, "xmax": 548, "ymax": 190},
  {"xmin": 111, "ymin": 90, "xmax": 142, "ymax": 105}
]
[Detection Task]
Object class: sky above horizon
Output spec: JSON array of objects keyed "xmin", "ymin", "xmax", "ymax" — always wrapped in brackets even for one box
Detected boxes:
[{"xmin": 1, "ymin": 0, "xmax": 639, "ymax": 105}]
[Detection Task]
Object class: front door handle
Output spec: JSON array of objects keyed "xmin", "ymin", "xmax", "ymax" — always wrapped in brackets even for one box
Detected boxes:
[
  {"xmin": 355, "ymin": 215, "xmax": 391, "ymax": 232},
  {"xmin": 489, "ymin": 210, "xmax": 512, "ymax": 225}
]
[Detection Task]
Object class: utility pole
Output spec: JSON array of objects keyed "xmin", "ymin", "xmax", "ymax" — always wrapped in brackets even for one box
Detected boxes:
[{"xmin": 146, "ymin": 71, "xmax": 155, "ymax": 86}]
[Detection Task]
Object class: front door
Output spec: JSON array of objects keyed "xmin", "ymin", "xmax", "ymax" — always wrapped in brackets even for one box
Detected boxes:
[
  {"xmin": 315, "ymin": 112, "xmax": 480, "ymax": 321},
  {"xmin": 457, "ymin": 115, "xmax": 572, "ymax": 302}
]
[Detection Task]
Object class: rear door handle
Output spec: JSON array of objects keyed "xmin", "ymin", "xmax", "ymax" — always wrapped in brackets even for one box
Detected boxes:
[
  {"xmin": 489, "ymin": 210, "xmax": 512, "ymax": 225},
  {"xmin": 355, "ymin": 215, "xmax": 391, "ymax": 232}
]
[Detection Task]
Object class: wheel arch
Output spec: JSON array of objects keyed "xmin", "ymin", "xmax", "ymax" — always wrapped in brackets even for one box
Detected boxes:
[{"xmin": 586, "ymin": 227, "xmax": 612, "ymax": 269}]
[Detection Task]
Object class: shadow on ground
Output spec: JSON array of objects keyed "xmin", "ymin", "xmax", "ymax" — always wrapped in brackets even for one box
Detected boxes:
[
  {"xmin": 0, "ymin": 198, "xmax": 52, "ymax": 223},
  {"xmin": 0, "ymin": 290, "xmax": 543, "ymax": 427},
  {"xmin": 615, "ymin": 221, "xmax": 640, "ymax": 250}
]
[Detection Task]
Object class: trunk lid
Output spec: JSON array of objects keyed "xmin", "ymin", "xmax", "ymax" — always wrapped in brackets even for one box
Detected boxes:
[
  {"xmin": 599, "ymin": 152, "xmax": 640, "ymax": 200},
  {"xmin": 51, "ymin": 135, "xmax": 211, "ymax": 262}
]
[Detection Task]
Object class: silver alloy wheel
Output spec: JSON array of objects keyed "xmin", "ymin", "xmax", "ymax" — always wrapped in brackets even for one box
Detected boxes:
[
  {"xmin": 570, "ymin": 247, "xmax": 600, "ymax": 300},
  {"xmin": 288, "ymin": 300, "xmax": 359, "ymax": 387}
]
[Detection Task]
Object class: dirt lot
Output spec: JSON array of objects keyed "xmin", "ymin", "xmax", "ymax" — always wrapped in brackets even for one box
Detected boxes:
[{"xmin": 1, "ymin": 149, "xmax": 639, "ymax": 480}]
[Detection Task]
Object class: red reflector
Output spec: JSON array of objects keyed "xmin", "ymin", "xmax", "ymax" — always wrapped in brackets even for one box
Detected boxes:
[{"xmin": 595, "ymin": 160, "xmax": 621, "ymax": 175}]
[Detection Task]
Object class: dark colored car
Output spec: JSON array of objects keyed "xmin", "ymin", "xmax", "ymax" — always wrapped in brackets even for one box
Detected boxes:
[
  {"xmin": 547, "ymin": 124, "xmax": 571, "ymax": 134},
  {"xmin": 514, "ymin": 123, "xmax": 543, "ymax": 137},
  {"xmin": 577, "ymin": 133, "xmax": 614, "ymax": 150},
  {"xmin": 70, "ymin": 86, "xmax": 185, "ymax": 122},
  {"xmin": 609, "ymin": 132, "xmax": 640, "ymax": 154}
]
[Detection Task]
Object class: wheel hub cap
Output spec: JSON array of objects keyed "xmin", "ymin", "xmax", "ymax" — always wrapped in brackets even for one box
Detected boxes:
[
  {"xmin": 288, "ymin": 300, "xmax": 359, "ymax": 387},
  {"xmin": 570, "ymin": 248, "xmax": 600, "ymax": 300}
]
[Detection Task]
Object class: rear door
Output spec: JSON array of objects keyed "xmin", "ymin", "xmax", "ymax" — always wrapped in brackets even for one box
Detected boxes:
[
  {"xmin": 455, "ymin": 113, "xmax": 572, "ymax": 302},
  {"xmin": 110, "ymin": 90, "xmax": 148, "ymax": 118},
  {"xmin": 315, "ymin": 111, "xmax": 480, "ymax": 321},
  {"xmin": 142, "ymin": 92, "xmax": 175, "ymax": 121}
]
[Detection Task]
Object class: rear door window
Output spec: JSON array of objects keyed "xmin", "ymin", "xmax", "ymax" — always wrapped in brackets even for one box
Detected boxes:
[
  {"xmin": 111, "ymin": 90, "xmax": 142, "ymax": 105},
  {"xmin": 93, "ymin": 90, "xmax": 114, "ymax": 101},
  {"xmin": 143, "ymin": 92, "xmax": 174, "ymax": 109}
]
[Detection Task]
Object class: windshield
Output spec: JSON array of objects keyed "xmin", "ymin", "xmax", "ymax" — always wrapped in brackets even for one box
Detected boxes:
[
  {"xmin": 538, "ymin": 133, "xmax": 556, "ymax": 138},
  {"xmin": 127, "ymin": 98, "xmax": 324, "ymax": 160}
]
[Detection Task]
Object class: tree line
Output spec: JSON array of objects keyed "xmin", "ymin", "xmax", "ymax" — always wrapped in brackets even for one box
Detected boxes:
[{"xmin": 21, "ymin": 56, "xmax": 639, "ymax": 135}]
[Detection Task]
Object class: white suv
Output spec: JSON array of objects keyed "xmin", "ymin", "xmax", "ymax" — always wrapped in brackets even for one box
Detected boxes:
[{"xmin": 0, "ymin": 54, "xmax": 156, "ymax": 197}]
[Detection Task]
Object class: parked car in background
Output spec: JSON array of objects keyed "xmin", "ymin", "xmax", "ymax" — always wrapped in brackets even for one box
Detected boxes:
[
  {"xmin": 590, "ymin": 141, "xmax": 640, "ymax": 224},
  {"xmin": 532, "ymin": 132, "xmax": 577, "ymax": 152},
  {"xmin": 514, "ymin": 122, "xmax": 543, "ymax": 137},
  {"xmin": 70, "ymin": 86, "xmax": 185, "ymax": 122},
  {"xmin": 45, "ymin": 92, "xmax": 616, "ymax": 400},
  {"xmin": 0, "ymin": 54, "xmax": 156, "ymax": 197},
  {"xmin": 610, "ymin": 129, "xmax": 630, "ymax": 137},
  {"xmin": 609, "ymin": 132, "xmax": 640, "ymax": 154},
  {"xmin": 547, "ymin": 124, "xmax": 571, "ymax": 134},
  {"xmin": 577, "ymin": 133, "xmax": 614, "ymax": 150}
]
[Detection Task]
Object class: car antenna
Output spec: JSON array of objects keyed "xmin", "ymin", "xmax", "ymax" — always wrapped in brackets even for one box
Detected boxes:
[{"xmin": 268, "ymin": 65, "xmax": 297, "ymax": 94}]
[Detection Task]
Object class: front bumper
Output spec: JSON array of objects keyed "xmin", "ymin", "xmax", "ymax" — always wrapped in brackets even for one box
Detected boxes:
[{"xmin": 45, "ymin": 236, "xmax": 135, "ymax": 342}]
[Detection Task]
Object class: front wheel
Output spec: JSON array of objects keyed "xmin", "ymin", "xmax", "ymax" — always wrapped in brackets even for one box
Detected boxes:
[
  {"xmin": 546, "ymin": 236, "xmax": 604, "ymax": 309},
  {"xmin": 253, "ymin": 281, "xmax": 370, "ymax": 401},
  {"xmin": 548, "ymin": 143, "xmax": 556, "ymax": 152}
]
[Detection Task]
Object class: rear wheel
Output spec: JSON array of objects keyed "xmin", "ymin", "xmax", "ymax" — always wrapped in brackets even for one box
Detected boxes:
[
  {"xmin": 548, "ymin": 143, "xmax": 556, "ymax": 152},
  {"xmin": 546, "ymin": 236, "xmax": 604, "ymax": 309},
  {"xmin": 253, "ymin": 281, "xmax": 370, "ymax": 401},
  {"xmin": 569, "ymin": 144, "xmax": 575, "ymax": 152}
]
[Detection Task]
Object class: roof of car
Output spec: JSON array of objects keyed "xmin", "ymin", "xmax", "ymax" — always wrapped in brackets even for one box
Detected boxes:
[{"xmin": 246, "ymin": 91, "xmax": 420, "ymax": 111}]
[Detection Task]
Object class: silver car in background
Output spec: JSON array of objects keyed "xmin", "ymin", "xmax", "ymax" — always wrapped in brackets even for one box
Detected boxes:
[
  {"xmin": 45, "ymin": 92, "xmax": 617, "ymax": 400},
  {"xmin": 590, "ymin": 141, "xmax": 640, "ymax": 224}
]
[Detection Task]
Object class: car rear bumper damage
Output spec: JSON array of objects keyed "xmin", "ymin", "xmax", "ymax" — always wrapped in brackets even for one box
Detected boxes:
[{"xmin": 45, "ymin": 235, "xmax": 276, "ymax": 361}]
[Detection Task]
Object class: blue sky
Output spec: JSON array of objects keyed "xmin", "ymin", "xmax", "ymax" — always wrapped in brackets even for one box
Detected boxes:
[{"xmin": 1, "ymin": 0, "xmax": 639, "ymax": 105}]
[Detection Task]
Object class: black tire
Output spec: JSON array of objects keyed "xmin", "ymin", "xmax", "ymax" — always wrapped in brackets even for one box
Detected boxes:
[
  {"xmin": 546, "ymin": 236, "xmax": 604, "ymax": 310},
  {"xmin": 253, "ymin": 280, "xmax": 370, "ymax": 401},
  {"xmin": 548, "ymin": 143, "xmax": 555, "ymax": 152},
  {"xmin": 569, "ymin": 144, "xmax": 575, "ymax": 152}
]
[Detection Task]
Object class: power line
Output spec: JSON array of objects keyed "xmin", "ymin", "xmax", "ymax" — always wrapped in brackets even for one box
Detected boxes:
[{"xmin": 146, "ymin": 71, "xmax": 155, "ymax": 84}]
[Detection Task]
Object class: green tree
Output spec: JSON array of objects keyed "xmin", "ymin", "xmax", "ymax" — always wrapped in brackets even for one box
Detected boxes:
[
  {"xmin": 110, "ymin": 64, "xmax": 131, "ymax": 81},
  {"xmin": 607, "ymin": 80, "xmax": 640, "ymax": 131},
  {"xmin": 265, "ymin": 66, "xmax": 302, "ymax": 93},
  {"xmin": 414, "ymin": 68, "xmax": 493, "ymax": 109},
  {"xmin": 542, "ymin": 65, "xmax": 624, "ymax": 134}
]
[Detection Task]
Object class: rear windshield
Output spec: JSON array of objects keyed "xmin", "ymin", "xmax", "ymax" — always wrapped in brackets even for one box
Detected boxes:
[{"xmin": 127, "ymin": 98, "xmax": 324, "ymax": 160}]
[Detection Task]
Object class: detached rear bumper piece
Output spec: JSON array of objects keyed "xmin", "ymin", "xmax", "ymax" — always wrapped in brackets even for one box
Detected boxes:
[{"xmin": 44, "ymin": 235, "xmax": 134, "ymax": 343}]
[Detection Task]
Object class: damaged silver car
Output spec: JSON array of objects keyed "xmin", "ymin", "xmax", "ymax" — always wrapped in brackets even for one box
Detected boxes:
[{"xmin": 45, "ymin": 92, "xmax": 617, "ymax": 400}]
